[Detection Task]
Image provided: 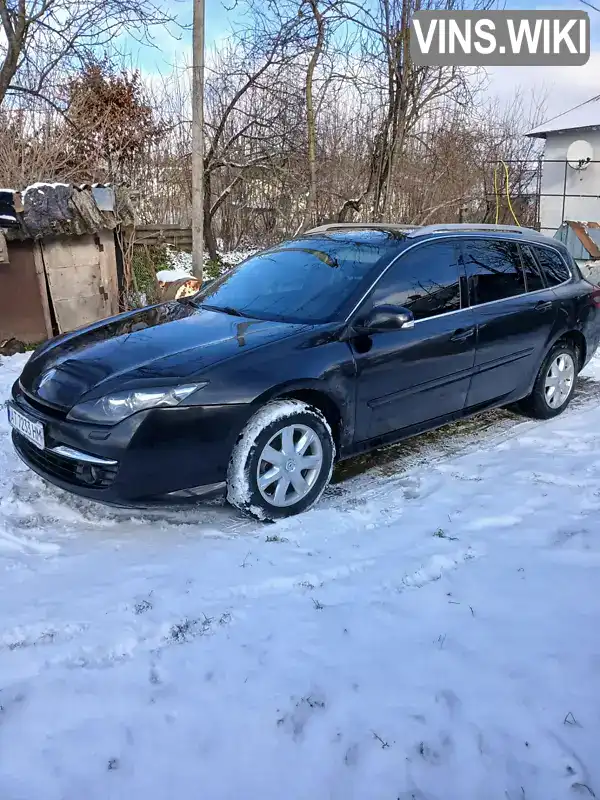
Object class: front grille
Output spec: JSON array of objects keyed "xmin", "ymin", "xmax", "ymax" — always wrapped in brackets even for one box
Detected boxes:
[
  {"xmin": 17, "ymin": 386, "xmax": 67, "ymax": 420},
  {"xmin": 13, "ymin": 433, "xmax": 118, "ymax": 489}
]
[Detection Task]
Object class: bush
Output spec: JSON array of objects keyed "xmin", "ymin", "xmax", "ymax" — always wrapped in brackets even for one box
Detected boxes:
[
  {"xmin": 130, "ymin": 246, "xmax": 168, "ymax": 305},
  {"xmin": 205, "ymin": 256, "xmax": 224, "ymax": 279}
]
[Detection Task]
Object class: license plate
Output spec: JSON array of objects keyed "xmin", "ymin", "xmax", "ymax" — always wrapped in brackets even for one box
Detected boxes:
[{"xmin": 7, "ymin": 404, "xmax": 45, "ymax": 450}]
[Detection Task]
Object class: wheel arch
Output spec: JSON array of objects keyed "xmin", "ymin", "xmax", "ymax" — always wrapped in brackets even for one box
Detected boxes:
[
  {"xmin": 520, "ymin": 328, "xmax": 587, "ymax": 402},
  {"xmin": 253, "ymin": 381, "xmax": 349, "ymax": 457},
  {"xmin": 554, "ymin": 329, "xmax": 587, "ymax": 371}
]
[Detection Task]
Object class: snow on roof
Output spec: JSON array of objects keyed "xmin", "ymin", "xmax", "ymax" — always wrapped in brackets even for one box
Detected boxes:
[
  {"xmin": 526, "ymin": 95, "xmax": 600, "ymax": 138},
  {"xmin": 0, "ymin": 183, "xmax": 134, "ymax": 240},
  {"xmin": 21, "ymin": 182, "xmax": 70, "ymax": 200}
]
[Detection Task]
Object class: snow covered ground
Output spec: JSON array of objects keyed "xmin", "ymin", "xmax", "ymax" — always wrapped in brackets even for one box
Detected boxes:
[
  {"xmin": 156, "ymin": 248, "xmax": 257, "ymax": 283},
  {"xmin": 1, "ymin": 351, "xmax": 600, "ymax": 800}
]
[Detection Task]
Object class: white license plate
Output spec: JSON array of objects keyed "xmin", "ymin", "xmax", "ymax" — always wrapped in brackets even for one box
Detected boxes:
[{"xmin": 8, "ymin": 404, "xmax": 45, "ymax": 450}]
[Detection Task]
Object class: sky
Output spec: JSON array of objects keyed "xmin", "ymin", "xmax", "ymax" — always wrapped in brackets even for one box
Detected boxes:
[
  {"xmin": 128, "ymin": 0, "xmax": 600, "ymax": 124},
  {"xmin": 485, "ymin": 0, "xmax": 600, "ymax": 117}
]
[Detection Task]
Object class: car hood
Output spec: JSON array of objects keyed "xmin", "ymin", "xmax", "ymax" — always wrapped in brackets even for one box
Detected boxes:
[{"xmin": 20, "ymin": 302, "xmax": 306, "ymax": 409}]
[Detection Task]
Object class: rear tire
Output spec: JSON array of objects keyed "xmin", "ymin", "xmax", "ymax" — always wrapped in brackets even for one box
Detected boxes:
[
  {"xmin": 520, "ymin": 341, "xmax": 578, "ymax": 419},
  {"xmin": 226, "ymin": 399, "xmax": 335, "ymax": 521}
]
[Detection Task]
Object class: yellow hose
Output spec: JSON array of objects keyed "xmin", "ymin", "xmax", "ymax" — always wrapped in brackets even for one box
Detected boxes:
[
  {"xmin": 502, "ymin": 160, "xmax": 520, "ymax": 226},
  {"xmin": 493, "ymin": 160, "xmax": 520, "ymax": 227},
  {"xmin": 494, "ymin": 164, "xmax": 500, "ymax": 225}
]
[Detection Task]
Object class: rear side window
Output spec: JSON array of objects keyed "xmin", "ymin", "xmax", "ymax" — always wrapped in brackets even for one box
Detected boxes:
[
  {"xmin": 462, "ymin": 239, "xmax": 526, "ymax": 304},
  {"xmin": 520, "ymin": 245, "xmax": 546, "ymax": 292},
  {"xmin": 368, "ymin": 241, "xmax": 462, "ymax": 320},
  {"xmin": 532, "ymin": 246, "xmax": 570, "ymax": 286}
]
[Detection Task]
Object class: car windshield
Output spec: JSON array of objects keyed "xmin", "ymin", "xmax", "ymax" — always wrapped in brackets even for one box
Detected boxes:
[{"xmin": 191, "ymin": 230, "xmax": 406, "ymax": 323}]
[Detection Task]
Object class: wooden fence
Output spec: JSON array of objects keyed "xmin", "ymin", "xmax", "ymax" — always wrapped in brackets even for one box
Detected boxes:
[{"xmin": 125, "ymin": 224, "xmax": 192, "ymax": 251}]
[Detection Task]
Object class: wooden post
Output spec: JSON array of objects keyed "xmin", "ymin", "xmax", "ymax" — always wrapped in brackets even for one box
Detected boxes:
[
  {"xmin": 192, "ymin": 0, "xmax": 205, "ymax": 280},
  {"xmin": 32, "ymin": 241, "xmax": 55, "ymax": 339}
]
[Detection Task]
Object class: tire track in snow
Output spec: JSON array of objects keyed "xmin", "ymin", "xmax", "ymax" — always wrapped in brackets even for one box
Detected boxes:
[{"xmin": 4, "ymin": 547, "xmax": 479, "ymax": 674}]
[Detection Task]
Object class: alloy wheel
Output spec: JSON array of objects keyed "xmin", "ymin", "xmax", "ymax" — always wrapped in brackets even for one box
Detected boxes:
[
  {"xmin": 256, "ymin": 423, "xmax": 324, "ymax": 507},
  {"xmin": 544, "ymin": 353, "xmax": 575, "ymax": 409}
]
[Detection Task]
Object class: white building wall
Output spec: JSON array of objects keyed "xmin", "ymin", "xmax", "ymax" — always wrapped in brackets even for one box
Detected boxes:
[{"xmin": 539, "ymin": 129, "xmax": 600, "ymax": 235}]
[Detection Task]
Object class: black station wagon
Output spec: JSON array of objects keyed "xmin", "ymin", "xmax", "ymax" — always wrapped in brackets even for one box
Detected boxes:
[{"xmin": 8, "ymin": 223, "xmax": 600, "ymax": 519}]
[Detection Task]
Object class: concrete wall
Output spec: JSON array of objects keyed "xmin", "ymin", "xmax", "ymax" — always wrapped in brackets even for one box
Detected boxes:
[{"xmin": 539, "ymin": 130, "xmax": 600, "ymax": 235}]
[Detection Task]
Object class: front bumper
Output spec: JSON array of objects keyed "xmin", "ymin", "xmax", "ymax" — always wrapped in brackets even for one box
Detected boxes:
[{"xmin": 10, "ymin": 383, "xmax": 253, "ymax": 504}]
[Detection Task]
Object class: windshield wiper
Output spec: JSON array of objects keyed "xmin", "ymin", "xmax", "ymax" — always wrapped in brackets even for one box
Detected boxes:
[
  {"xmin": 200, "ymin": 304, "xmax": 247, "ymax": 318},
  {"xmin": 177, "ymin": 295, "xmax": 202, "ymax": 307}
]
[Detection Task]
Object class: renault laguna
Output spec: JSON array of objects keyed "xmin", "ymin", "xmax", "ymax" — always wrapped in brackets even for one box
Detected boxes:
[{"xmin": 8, "ymin": 223, "xmax": 599, "ymax": 520}]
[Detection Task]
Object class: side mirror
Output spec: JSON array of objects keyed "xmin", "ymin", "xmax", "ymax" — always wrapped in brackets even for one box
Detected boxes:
[{"xmin": 358, "ymin": 304, "xmax": 415, "ymax": 333}]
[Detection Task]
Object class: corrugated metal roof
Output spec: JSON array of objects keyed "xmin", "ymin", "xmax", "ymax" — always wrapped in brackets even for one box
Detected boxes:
[
  {"xmin": 526, "ymin": 95, "xmax": 600, "ymax": 138},
  {"xmin": 555, "ymin": 220, "xmax": 600, "ymax": 260},
  {"xmin": 587, "ymin": 226, "xmax": 600, "ymax": 254}
]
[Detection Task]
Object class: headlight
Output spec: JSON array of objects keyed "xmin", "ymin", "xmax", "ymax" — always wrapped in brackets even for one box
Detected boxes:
[{"xmin": 67, "ymin": 383, "xmax": 205, "ymax": 425}]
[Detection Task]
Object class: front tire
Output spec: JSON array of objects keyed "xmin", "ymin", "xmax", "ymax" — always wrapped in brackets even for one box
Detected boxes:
[
  {"xmin": 520, "ymin": 341, "xmax": 578, "ymax": 419},
  {"xmin": 226, "ymin": 400, "xmax": 335, "ymax": 521}
]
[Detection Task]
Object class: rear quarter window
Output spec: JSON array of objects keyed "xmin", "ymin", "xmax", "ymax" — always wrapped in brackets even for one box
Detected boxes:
[
  {"xmin": 532, "ymin": 246, "xmax": 570, "ymax": 286},
  {"xmin": 519, "ymin": 245, "xmax": 546, "ymax": 292}
]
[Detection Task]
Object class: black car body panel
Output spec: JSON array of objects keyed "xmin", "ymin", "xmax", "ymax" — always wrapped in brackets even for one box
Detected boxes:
[
  {"xmin": 9, "ymin": 226, "xmax": 600, "ymax": 505},
  {"xmin": 12, "ymin": 399, "xmax": 250, "ymax": 502},
  {"xmin": 466, "ymin": 290, "xmax": 558, "ymax": 407},
  {"xmin": 353, "ymin": 306, "xmax": 479, "ymax": 441},
  {"xmin": 19, "ymin": 302, "xmax": 308, "ymax": 409}
]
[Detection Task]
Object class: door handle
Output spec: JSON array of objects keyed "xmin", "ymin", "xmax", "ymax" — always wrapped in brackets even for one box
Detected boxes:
[
  {"xmin": 450, "ymin": 327, "xmax": 475, "ymax": 342},
  {"xmin": 534, "ymin": 300, "xmax": 553, "ymax": 312}
]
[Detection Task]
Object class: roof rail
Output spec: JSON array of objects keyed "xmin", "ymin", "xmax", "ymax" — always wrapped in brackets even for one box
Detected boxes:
[
  {"xmin": 305, "ymin": 222, "xmax": 417, "ymax": 235},
  {"xmin": 304, "ymin": 221, "xmax": 549, "ymax": 240},
  {"xmin": 407, "ymin": 223, "xmax": 544, "ymax": 238}
]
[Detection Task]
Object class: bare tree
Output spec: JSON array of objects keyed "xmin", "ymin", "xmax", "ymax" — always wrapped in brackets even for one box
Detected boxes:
[
  {"xmin": 300, "ymin": 0, "xmax": 326, "ymax": 230},
  {"xmin": 200, "ymin": 18, "xmax": 309, "ymax": 258},
  {"xmin": 0, "ymin": 0, "xmax": 177, "ymax": 109},
  {"xmin": 341, "ymin": 0, "xmax": 493, "ymax": 222},
  {"xmin": 0, "ymin": 0, "xmax": 548, "ymax": 268},
  {"xmin": 0, "ymin": 96, "xmax": 88, "ymax": 187}
]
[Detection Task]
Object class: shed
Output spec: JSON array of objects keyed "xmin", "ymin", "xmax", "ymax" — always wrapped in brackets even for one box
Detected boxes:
[
  {"xmin": 554, "ymin": 220, "xmax": 600, "ymax": 285},
  {"xmin": 526, "ymin": 95, "xmax": 600, "ymax": 235},
  {"xmin": 0, "ymin": 183, "xmax": 134, "ymax": 345}
]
